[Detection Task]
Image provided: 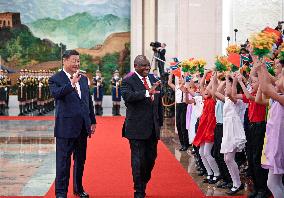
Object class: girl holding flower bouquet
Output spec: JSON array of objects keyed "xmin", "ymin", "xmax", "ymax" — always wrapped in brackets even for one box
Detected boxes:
[
  {"xmin": 254, "ymin": 59, "xmax": 284, "ymax": 198},
  {"xmin": 193, "ymin": 70, "xmax": 221, "ymax": 184},
  {"xmin": 215, "ymin": 73, "xmax": 246, "ymax": 195},
  {"xmin": 232, "ymin": 69, "xmax": 270, "ymax": 198}
]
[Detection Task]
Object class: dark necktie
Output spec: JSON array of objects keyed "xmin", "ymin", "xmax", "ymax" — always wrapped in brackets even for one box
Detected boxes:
[
  {"xmin": 142, "ymin": 77, "xmax": 154, "ymax": 101},
  {"xmin": 142, "ymin": 77, "xmax": 150, "ymax": 90},
  {"xmin": 70, "ymin": 76, "xmax": 78, "ymax": 93}
]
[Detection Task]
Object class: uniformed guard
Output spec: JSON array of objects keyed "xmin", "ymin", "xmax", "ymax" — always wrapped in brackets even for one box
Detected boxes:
[
  {"xmin": 37, "ymin": 70, "xmax": 45, "ymax": 115},
  {"xmin": 45, "ymin": 70, "xmax": 54, "ymax": 113},
  {"xmin": 48, "ymin": 70, "xmax": 55, "ymax": 112},
  {"xmin": 26, "ymin": 69, "xmax": 33, "ymax": 113},
  {"xmin": 93, "ymin": 69, "xmax": 104, "ymax": 115},
  {"xmin": 0, "ymin": 69, "xmax": 6, "ymax": 115},
  {"xmin": 111, "ymin": 69, "xmax": 122, "ymax": 116},
  {"xmin": 31, "ymin": 70, "xmax": 38, "ymax": 112},
  {"xmin": 4, "ymin": 70, "xmax": 11, "ymax": 109},
  {"xmin": 17, "ymin": 69, "xmax": 27, "ymax": 115}
]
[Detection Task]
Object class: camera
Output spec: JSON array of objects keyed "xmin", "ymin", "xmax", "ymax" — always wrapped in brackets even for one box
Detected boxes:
[
  {"xmin": 150, "ymin": 41, "xmax": 161, "ymax": 51},
  {"xmin": 150, "ymin": 41, "xmax": 161, "ymax": 48}
]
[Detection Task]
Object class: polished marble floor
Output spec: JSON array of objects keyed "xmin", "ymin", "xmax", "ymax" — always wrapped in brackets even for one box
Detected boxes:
[
  {"xmin": 0, "ymin": 117, "xmax": 250, "ymax": 196},
  {"xmin": 0, "ymin": 120, "xmax": 55, "ymax": 196}
]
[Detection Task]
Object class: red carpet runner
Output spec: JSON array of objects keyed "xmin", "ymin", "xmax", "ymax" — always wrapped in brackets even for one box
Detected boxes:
[{"xmin": 0, "ymin": 116, "xmax": 245, "ymax": 198}]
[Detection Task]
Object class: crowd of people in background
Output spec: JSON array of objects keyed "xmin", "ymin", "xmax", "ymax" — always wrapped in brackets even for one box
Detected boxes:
[{"xmin": 167, "ymin": 22, "xmax": 284, "ymax": 198}]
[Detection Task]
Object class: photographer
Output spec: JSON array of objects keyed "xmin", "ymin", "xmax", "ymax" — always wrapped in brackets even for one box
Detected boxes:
[
  {"xmin": 150, "ymin": 42, "xmax": 167, "ymax": 77},
  {"xmin": 157, "ymin": 43, "xmax": 166, "ymax": 76}
]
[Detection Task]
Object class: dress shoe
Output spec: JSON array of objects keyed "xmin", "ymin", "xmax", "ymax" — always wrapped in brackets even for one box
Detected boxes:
[
  {"xmin": 216, "ymin": 181, "xmax": 228, "ymax": 188},
  {"xmin": 208, "ymin": 175, "xmax": 221, "ymax": 184},
  {"xmin": 203, "ymin": 175, "xmax": 213, "ymax": 183},
  {"xmin": 226, "ymin": 183, "xmax": 244, "ymax": 195},
  {"xmin": 73, "ymin": 190, "xmax": 89, "ymax": 198}
]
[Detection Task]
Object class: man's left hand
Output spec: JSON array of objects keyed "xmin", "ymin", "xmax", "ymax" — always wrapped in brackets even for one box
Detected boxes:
[{"xmin": 149, "ymin": 81, "xmax": 161, "ymax": 95}]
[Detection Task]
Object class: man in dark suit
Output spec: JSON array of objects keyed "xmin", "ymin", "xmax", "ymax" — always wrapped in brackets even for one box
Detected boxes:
[
  {"xmin": 49, "ymin": 50, "xmax": 96, "ymax": 198},
  {"xmin": 121, "ymin": 55, "xmax": 163, "ymax": 198}
]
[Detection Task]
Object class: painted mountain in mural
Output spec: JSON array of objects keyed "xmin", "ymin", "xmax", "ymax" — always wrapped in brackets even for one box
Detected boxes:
[
  {"xmin": 0, "ymin": 0, "xmax": 130, "ymax": 23},
  {"xmin": 27, "ymin": 12, "xmax": 130, "ymax": 49}
]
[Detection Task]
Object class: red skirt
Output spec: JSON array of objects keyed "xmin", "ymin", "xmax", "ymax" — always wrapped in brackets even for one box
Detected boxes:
[{"xmin": 193, "ymin": 112, "xmax": 216, "ymax": 147}]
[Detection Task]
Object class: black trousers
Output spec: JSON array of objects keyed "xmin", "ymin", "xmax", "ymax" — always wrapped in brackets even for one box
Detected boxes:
[
  {"xmin": 176, "ymin": 103, "xmax": 189, "ymax": 147},
  {"xmin": 129, "ymin": 133, "xmax": 158, "ymax": 196},
  {"xmin": 247, "ymin": 121, "xmax": 268, "ymax": 192},
  {"xmin": 55, "ymin": 131, "xmax": 88, "ymax": 197},
  {"xmin": 213, "ymin": 123, "xmax": 232, "ymax": 183}
]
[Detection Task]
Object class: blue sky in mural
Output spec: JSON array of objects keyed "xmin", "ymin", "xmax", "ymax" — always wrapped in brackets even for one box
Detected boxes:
[
  {"xmin": 0, "ymin": 0, "xmax": 130, "ymax": 49},
  {"xmin": 0, "ymin": 0, "xmax": 130, "ymax": 23}
]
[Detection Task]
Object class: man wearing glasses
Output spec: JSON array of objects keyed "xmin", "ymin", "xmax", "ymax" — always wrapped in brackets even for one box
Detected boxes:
[
  {"xmin": 121, "ymin": 55, "xmax": 163, "ymax": 198},
  {"xmin": 49, "ymin": 50, "xmax": 96, "ymax": 198}
]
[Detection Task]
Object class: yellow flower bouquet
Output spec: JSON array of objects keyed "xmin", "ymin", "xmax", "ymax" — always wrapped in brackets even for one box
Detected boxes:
[
  {"xmin": 181, "ymin": 58, "xmax": 197, "ymax": 74},
  {"xmin": 214, "ymin": 55, "xmax": 232, "ymax": 72},
  {"xmin": 226, "ymin": 44, "xmax": 241, "ymax": 55},
  {"xmin": 197, "ymin": 58, "xmax": 206, "ymax": 75},
  {"xmin": 249, "ymin": 32, "xmax": 277, "ymax": 58}
]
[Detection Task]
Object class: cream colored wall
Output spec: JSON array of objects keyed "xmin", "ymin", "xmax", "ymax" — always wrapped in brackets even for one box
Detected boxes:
[
  {"xmin": 131, "ymin": 0, "xmax": 223, "ymax": 71},
  {"xmin": 223, "ymin": 0, "xmax": 284, "ymax": 53},
  {"xmin": 131, "ymin": 0, "xmax": 284, "ymax": 71}
]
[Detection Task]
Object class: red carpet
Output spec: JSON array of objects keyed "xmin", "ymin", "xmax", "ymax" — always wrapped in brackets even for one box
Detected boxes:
[{"xmin": 0, "ymin": 116, "xmax": 245, "ymax": 198}]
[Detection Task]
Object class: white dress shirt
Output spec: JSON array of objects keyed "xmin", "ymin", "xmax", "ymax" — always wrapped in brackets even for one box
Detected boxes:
[
  {"xmin": 135, "ymin": 71, "xmax": 152, "ymax": 97},
  {"xmin": 63, "ymin": 69, "xmax": 81, "ymax": 98},
  {"xmin": 175, "ymin": 77, "xmax": 185, "ymax": 103}
]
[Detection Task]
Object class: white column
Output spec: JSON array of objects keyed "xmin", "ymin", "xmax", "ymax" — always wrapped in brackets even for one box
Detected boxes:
[
  {"xmin": 143, "ymin": 0, "xmax": 156, "ymax": 63},
  {"xmin": 222, "ymin": 0, "xmax": 233, "ymax": 54},
  {"xmin": 131, "ymin": 0, "xmax": 143, "ymax": 71}
]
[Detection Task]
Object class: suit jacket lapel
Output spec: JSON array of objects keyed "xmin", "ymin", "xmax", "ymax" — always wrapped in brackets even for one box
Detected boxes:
[
  {"xmin": 59, "ymin": 70, "xmax": 71, "ymax": 84},
  {"xmin": 148, "ymin": 74, "xmax": 155, "ymax": 86},
  {"xmin": 133, "ymin": 73, "xmax": 146, "ymax": 90}
]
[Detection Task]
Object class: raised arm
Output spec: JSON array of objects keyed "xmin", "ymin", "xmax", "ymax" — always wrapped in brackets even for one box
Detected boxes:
[
  {"xmin": 48, "ymin": 76, "xmax": 74, "ymax": 100},
  {"xmin": 237, "ymin": 73, "xmax": 255, "ymax": 100},
  {"xmin": 207, "ymin": 72, "xmax": 218, "ymax": 99},
  {"xmin": 215, "ymin": 81, "xmax": 226, "ymax": 102},
  {"xmin": 257, "ymin": 61, "xmax": 284, "ymax": 105},
  {"xmin": 226, "ymin": 74, "xmax": 238, "ymax": 103},
  {"xmin": 255, "ymin": 86, "xmax": 269, "ymax": 105},
  {"xmin": 200, "ymin": 70, "xmax": 208, "ymax": 93}
]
